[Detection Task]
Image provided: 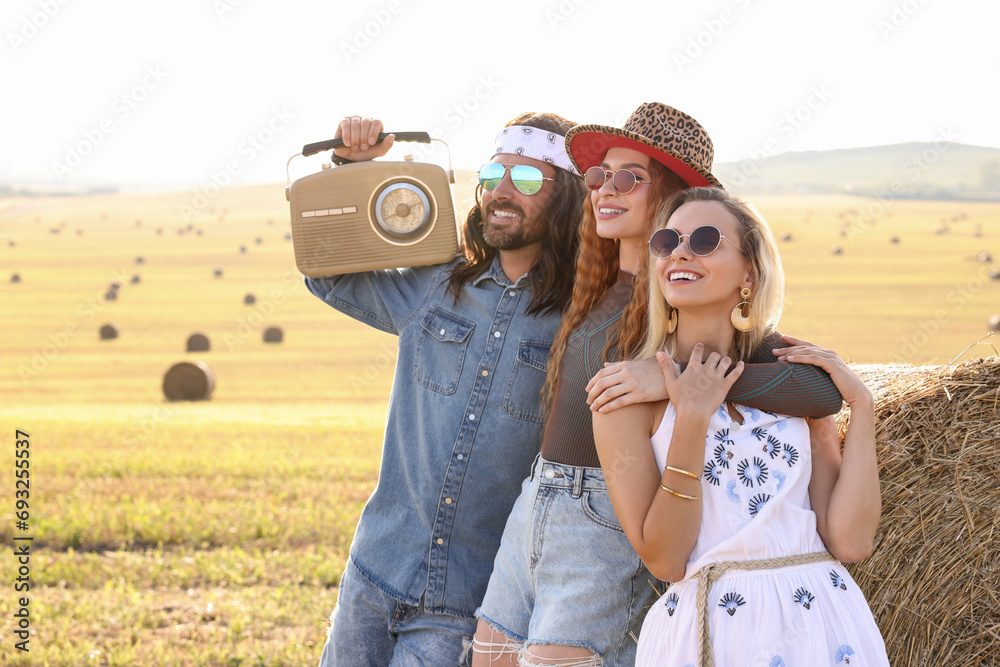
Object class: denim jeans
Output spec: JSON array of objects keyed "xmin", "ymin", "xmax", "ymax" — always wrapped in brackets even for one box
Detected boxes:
[{"xmin": 319, "ymin": 558, "xmax": 476, "ymax": 667}]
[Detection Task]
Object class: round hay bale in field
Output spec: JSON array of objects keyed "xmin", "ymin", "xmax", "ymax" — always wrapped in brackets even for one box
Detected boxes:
[
  {"xmin": 239, "ymin": 245, "xmax": 247, "ymax": 254},
  {"xmin": 244, "ymin": 293, "xmax": 256, "ymax": 305},
  {"xmin": 831, "ymin": 246, "xmax": 843, "ymax": 255},
  {"xmin": 109, "ymin": 282, "xmax": 121, "ymax": 292},
  {"xmin": 8, "ymin": 240, "xmax": 15, "ymax": 247},
  {"xmin": 284, "ymin": 233, "xmax": 292, "ymax": 241},
  {"xmin": 104, "ymin": 290, "xmax": 117, "ymax": 301},
  {"xmin": 263, "ymin": 326, "xmax": 283, "ymax": 343},
  {"xmin": 990, "ymin": 268, "xmax": 1000, "ymax": 281},
  {"xmin": 99, "ymin": 323, "xmax": 119, "ymax": 340},
  {"xmin": 213, "ymin": 268, "xmax": 224, "ymax": 278},
  {"xmin": 162, "ymin": 361, "xmax": 215, "ymax": 401},
  {"xmin": 135, "ymin": 256, "xmax": 145, "ymax": 265},
  {"xmin": 780, "ymin": 232, "xmax": 793, "ymax": 242},
  {"xmin": 196, "ymin": 229, "xmax": 203, "ymax": 236},
  {"xmin": 890, "ymin": 236, "xmax": 900, "ymax": 244},
  {"xmin": 988, "ymin": 314, "xmax": 1000, "ymax": 331},
  {"xmin": 130, "ymin": 274, "xmax": 141, "ymax": 284},
  {"xmin": 186, "ymin": 333, "xmax": 210, "ymax": 352},
  {"xmin": 255, "ymin": 237, "xmax": 263, "ymax": 245},
  {"xmin": 76, "ymin": 229, "xmax": 83, "ymax": 236},
  {"xmin": 10, "ymin": 273, "xmax": 21, "ymax": 283},
  {"xmin": 156, "ymin": 228, "xmax": 163, "ymax": 236},
  {"xmin": 844, "ymin": 359, "xmax": 1000, "ymax": 667}
]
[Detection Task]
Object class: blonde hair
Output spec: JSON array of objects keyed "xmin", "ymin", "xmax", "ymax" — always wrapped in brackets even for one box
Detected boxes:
[{"xmin": 637, "ymin": 187, "xmax": 784, "ymax": 362}]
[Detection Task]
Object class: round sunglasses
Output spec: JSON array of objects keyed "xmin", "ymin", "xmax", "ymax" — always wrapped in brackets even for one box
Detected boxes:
[
  {"xmin": 648, "ymin": 225, "xmax": 743, "ymax": 258},
  {"xmin": 478, "ymin": 163, "xmax": 555, "ymax": 196},
  {"xmin": 584, "ymin": 166, "xmax": 649, "ymax": 194}
]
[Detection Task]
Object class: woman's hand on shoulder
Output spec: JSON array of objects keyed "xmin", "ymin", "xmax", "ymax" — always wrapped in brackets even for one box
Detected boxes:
[
  {"xmin": 773, "ymin": 335, "xmax": 873, "ymax": 409},
  {"xmin": 334, "ymin": 115, "xmax": 395, "ymax": 162},
  {"xmin": 586, "ymin": 359, "xmax": 669, "ymax": 413}
]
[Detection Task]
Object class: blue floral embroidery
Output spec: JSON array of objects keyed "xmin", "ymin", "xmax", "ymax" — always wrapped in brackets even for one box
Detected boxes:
[
  {"xmin": 830, "ymin": 570, "xmax": 848, "ymax": 590},
  {"xmin": 719, "ymin": 592, "xmax": 746, "ymax": 616},
  {"xmin": 725, "ymin": 479, "xmax": 741, "ymax": 503},
  {"xmin": 665, "ymin": 592, "xmax": 678, "ymax": 616},
  {"xmin": 763, "ymin": 434, "xmax": 782, "ymax": 459},
  {"xmin": 745, "ymin": 407, "xmax": 762, "ymax": 422},
  {"xmin": 834, "ymin": 644, "xmax": 856, "ymax": 664},
  {"xmin": 769, "ymin": 657, "xmax": 787, "ymax": 667},
  {"xmin": 704, "ymin": 461, "xmax": 723, "ymax": 486},
  {"xmin": 781, "ymin": 443, "xmax": 799, "ymax": 467},
  {"xmin": 751, "ymin": 426, "xmax": 767, "ymax": 441},
  {"xmin": 748, "ymin": 493, "xmax": 772, "ymax": 518},
  {"xmin": 714, "ymin": 443, "xmax": 734, "ymax": 469},
  {"xmin": 737, "ymin": 456, "xmax": 769, "ymax": 487},
  {"xmin": 714, "ymin": 427, "xmax": 734, "ymax": 447},
  {"xmin": 794, "ymin": 587, "xmax": 815, "ymax": 610},
  {"xmin": 773, "ymin": 469, "xmax": 787, "ymax": 491},
  {"xmin": 775, "ymin": 419, "xmax": 787, "ymax": 432}
]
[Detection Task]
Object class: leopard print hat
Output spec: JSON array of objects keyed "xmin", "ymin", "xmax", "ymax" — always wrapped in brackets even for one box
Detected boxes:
[{"xmin": 565, "ymin": 102, "xmax": 722, "ymax": 189}]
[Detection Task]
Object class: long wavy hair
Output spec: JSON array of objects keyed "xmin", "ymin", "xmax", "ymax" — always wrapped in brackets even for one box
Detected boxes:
[
  {"xmin": 542, "ymin": 157, "xmax": 686, "ymax": 406},
  {"xmin": 637, "ymin": 187, "xmax": 784, "ymax": 363},
  {"xmin": 446, "ymin": 112, "xmax": 586, "ymax": 316}
]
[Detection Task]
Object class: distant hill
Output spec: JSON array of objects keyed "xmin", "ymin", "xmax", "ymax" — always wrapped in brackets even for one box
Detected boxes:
[{"xmin": 715, "ymin": 142, "xmax": 1000, "ymax": 201}]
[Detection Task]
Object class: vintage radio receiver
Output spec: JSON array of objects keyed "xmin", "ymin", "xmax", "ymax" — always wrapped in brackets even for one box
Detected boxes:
[{"xmin": 286, "ymin": 132, "xmax": 460, "ymax": 277}]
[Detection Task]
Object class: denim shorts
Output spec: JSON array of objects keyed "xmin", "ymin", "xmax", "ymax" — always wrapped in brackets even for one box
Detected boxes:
[{"xmin": 476, "ymin": 456, "xmax": 657, "ymax": 666}]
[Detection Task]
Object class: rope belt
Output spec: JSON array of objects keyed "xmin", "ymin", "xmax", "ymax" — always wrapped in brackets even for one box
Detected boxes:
[{"xmin": 695, "ymin": 550, "xmax": 835, "ymax": 667}]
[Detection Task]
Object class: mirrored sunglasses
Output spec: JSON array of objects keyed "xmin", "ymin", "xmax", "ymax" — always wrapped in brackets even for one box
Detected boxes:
[
  {"xmin": 648, "ymin": 225, "xmax": 743, "ymax": 258},
  {"xmin": 584, "ymin": 166, "xmax": 647, "ymax": 194},
  {"xmin": 478, "ymin": 163, "xmax": 554, "ymax": 196}
]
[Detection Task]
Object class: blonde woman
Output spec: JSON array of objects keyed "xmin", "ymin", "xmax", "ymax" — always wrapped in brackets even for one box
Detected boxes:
[{"xmin": 593, "ymin": 187, "xmax": 889, "ymax": 666}]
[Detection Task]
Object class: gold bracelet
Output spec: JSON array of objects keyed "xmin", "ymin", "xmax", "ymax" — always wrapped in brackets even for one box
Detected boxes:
[
  {"xmin": 665, "ymin": 465, "xmax": 700, "ymax": 481},
  {"xmin": 658, "ymin": 483, "xmax": 698, "ymax": 500}
]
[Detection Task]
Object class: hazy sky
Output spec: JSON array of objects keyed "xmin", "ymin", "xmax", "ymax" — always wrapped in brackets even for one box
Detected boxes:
[{"xmin": 3, "ymin": 0, "xmax": 998, "ymax": 190}]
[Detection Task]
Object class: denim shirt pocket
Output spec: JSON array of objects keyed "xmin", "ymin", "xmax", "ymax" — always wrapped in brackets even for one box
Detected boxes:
[
  {"xmin": 502, "ymin": 340, "xmax": 551, "ymax": 424},
  {"xmin": 413, "ymin": 307, "xmax": 476, "ymax": 395}
]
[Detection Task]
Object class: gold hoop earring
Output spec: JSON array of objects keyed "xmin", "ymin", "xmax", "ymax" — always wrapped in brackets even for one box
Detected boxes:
[
  {"xmin": 731, "ymin": 288, "xmax": 753, "ymax": 332},
  {"xmin": 665, "ymin": 305, "xmax": 677, "ymax": 334}
]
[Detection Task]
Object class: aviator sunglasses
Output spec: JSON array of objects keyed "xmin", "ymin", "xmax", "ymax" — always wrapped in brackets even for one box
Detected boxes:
[
  {"xmin": 648, "ymin": 225, "xmax": 744, "ymax": 258},
  {"xmin": 478, "ymin": 163, "xmax": 555, "ymax": 196},
  {"xmin": 584, "ymin": 166, "xmax": 648, "ymax": 194}
]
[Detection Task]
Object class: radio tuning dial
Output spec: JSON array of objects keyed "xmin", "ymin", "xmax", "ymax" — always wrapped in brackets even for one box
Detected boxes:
[{"xmin": 374, "ymin": 181, "xmax": 432, "ymax": 238}]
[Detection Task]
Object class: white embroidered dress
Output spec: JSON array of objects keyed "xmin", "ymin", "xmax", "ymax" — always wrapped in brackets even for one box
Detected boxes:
[{"xmin": 636, "ymin": 403, "xmax": 889, "ymax": 667}]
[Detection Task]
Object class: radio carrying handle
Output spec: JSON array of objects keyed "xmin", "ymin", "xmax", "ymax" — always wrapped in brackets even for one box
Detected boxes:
[
  {"xmin": 302, "ymin": 132, "xmax": 431, "ymax": 157},
  {"xmin": 286, "ymin": 132, "xmax": 453, "ymax": 201}
]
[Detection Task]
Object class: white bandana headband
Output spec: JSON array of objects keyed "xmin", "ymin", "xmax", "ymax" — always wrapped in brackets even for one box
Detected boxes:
[{"xmin": 492, "ymin": 126, "xmax": 579, "ymax": 175}]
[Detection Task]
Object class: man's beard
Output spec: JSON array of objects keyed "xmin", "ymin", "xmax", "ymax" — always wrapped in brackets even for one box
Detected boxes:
[{"xmin": 481, "ymin": 201, "xmax": 545, "ymax": 250}]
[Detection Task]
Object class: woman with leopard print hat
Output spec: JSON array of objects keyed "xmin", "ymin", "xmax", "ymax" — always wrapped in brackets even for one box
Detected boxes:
[{"xmin": 470, "ymin": 103, "xmax": 845, "ymax": 667}]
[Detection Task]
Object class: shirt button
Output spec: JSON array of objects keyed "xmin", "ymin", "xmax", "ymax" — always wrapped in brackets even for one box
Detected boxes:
[
  {"xmin": 494, "ymin": 331, "xmax": 501, "ymax": 338},
  {"xmin": 445, "ymin": 498, "xmax": 453, "ymax": 504},
  {"xmin": 468, "ymin": 414, "xmax": 476, "ymax": 421},
  {"xmin": 437, "ymin": 538, "xmax": 444, "ymax": 545},
  {"xmin": 544, "ymin": 469, "xmax": 556, "ymax": 479},
  {"xmin": 439, "ymin": 328, "xmax": 446, "ymax": 335},
  {"xmin": 457, "ymin": 454, "xmax": 464, "ymax": 460},
  {"xmin": 481, "ymin": 370, "xmax": 489, "ymax": 377},
  {"xmin": 509, "ymin": 290, "xmax": 515, "ymax": 297}
]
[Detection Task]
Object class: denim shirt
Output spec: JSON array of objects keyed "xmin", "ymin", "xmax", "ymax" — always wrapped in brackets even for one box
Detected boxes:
[{"xmin": 305, "ymin": 257, "xmax": 560, "ymax": 617}]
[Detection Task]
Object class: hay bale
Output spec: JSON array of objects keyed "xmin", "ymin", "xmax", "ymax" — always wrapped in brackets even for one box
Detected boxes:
[
  {"xmin": 213, "ymin": 268, "xmax": 224, "ymax": 278},
  {"xmin": 136, "ymin": 256, "xmax": 145, "ymax": 265},
  {"xmin": 284, "ymin": 233, "xmax": 291, "ymax": 241},
  {"xmin": 244, "ymin": 293, "xmax": 256, "ymax": 305},
  {"xmin": 156, "ymin": 228, "xmax": 163, "ymax": 236},
  {"xmin": 890, "ymin": 236, "xmax": 900, "ymax": 244},
  {"xmin": 109, "ymin": 282, "xmax": 121, "ymax": 292},
  {"xmin": 130, "ymin": 274, "xmax": 141, "ymax": 284},
  {"xmin": 7, "ymin": 240, "xmax": 15, "ymax": 247},
  {"xmin": 988, "ymin": 314, "xmax": 1000, "ymax": 332},
  {"xmin": 781, "ymin": 232, "xmax": 793, "ymax": 242},
  {"xmin": 104, "ymin": 290, "xmax": 117, "ymax": 301},
  {"xmin": 162, "ymin": 361, "xmax": 215, "ymax": 401},
  {"xmin": 239, "ymin": 245, "xmax": 247, "ymax": 254},
  {"xmin": 990, "ymin": 269, "xmax": 1000, "ymax": 281},
  {"xmin": 255, "ymin": 237, "xmax": 263, "ymax": 245},
  {"xmin": 99, "ymin": 323, "xmax": 119, "ymax": 340},
  {"xmin": 843, "ymin": 359, "xmax": 1000, "ymax": 667},
  {"xmin": 831, "ymin": 246, "xmax": 843, "ymax": 255},
  {"xmin": 186, "ymin": 333, "xmax": 211, "ymax": 352},
  {"xmin": 263, "ymin": 326, "xmax": 283, "ymax": 343},
  {"xmin": 10, "ymin": 273, "xmax": 20, "ymax": 283}
]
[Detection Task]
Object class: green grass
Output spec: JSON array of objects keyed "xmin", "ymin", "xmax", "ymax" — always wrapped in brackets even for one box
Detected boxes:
[{"xmin": 0, "ymin": 183, "xmax": 997, "ymax": 664}]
